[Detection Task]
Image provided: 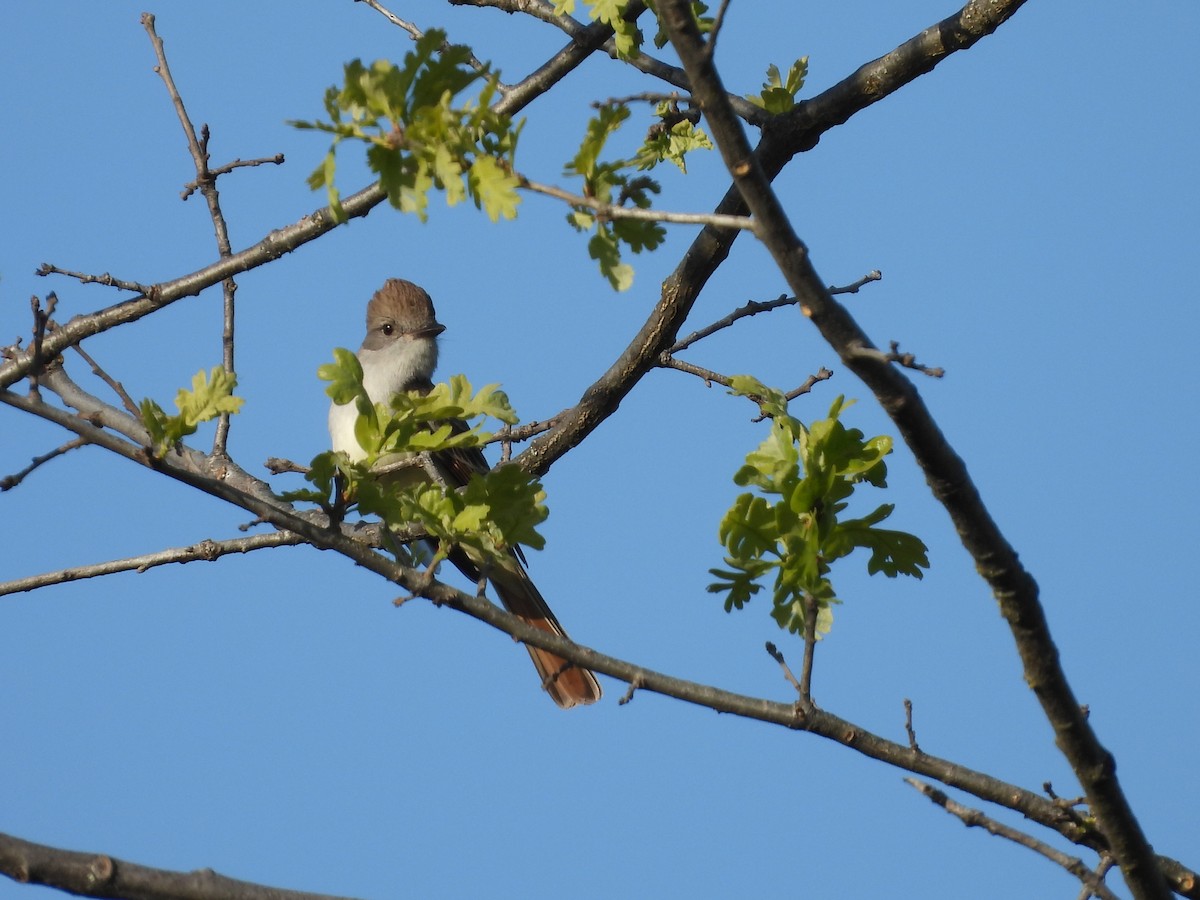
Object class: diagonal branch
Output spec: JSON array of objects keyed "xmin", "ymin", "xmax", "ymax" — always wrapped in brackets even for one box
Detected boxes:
[
  {"xmin": 656, "ymin": 2, "xmax": 1171, "ymax": 898},
  {"xmin": 143, "ymin": 13, "xmax": 241, "ymax": 457},
  {"xmin": 0, "ymin": 830, "xmax": 360, "ymax": 900},
  {"xmin": 518, "ymin": 1, "xmax": 1024, "ymax": 476},
  {"xmin": 0, "ymin": 531, "xmax": 305, "ymax": 598},
  {"xmin": 905, "ymin": 779, "xmax": 1122, "ymax": 900},
  {"xmin": 4, "ymin": 376, "xmax": 1198, "ymax": 898}
]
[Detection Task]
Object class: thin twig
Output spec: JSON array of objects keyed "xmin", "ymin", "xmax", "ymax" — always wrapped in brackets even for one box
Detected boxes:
[
  {"xmin": 657, "ymin": 355, "xmax": 831, "ymax": 417},
  {"xmin": 847, "ymin": 340, "xmax": 945, "ymax": 378},
  {"xmin": 35, "ymin": 264, "xmax": 151, "ymax": 294},
  {"xmin": 799, "ymin": 593, "xmax": 818, "ymax": 702},
  {"xmin": 830, "ymin": 269, "xmax": 882, "ymax": 295},
  {"xmin": 0, "ymin": 437, "xmax": 87, "ymax": 491},
  {"xmin": 27, "ymin": 293, "xmax": 56, "ymax": 398},
  {"xmin": 704, "ymin": 0, "xmax": 733, "ymax": 58},
  {"xmin": 265, "ymin": 457, "xmax": 311, "ymax": 476},
  {"xmin": 593, "ymin": 91, "xmax": 689, "ymax": 108},
  {"xmin": 142, "ymin": 15, "xmax": 240, "ymax": 457},
  {"xmin": 517, "ymin": 175, "xmax": 756, "ymax": 230},
  {"xmin": 0, "ymin": 531, "xmax": 305, "ymax": 597},
  {"xmin": 1078, "ymin": 858, "xmax": 1117, "ymax": 900},
  {"xmin": 70, "ymin": 343, "xmax": 140, "ymax": 416},
  {"xmin": 905, "ymin": 778, "xmax": 1121, "ymax": 900},
  {"xmin": 764, "ymin": 641, "xmax": 803, "ymax": 695},
  {"xmin": 670, "ymin": 271, "xmax": 881, "ymax": 354},
  {"xmin": 904, "ymin": 698, "xmax": 922, "ymax": 753},
  {"xmin": 355, "ymin": 0, "xmax": 498, "ymax": 84},
  {"xmin": 182, "ymin": 153, "xmax": 285, "ymax": 200}
]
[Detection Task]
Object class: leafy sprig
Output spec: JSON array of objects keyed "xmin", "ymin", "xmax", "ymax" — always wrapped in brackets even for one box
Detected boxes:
[
  {"xmin": 139, "ymin": 367, "xmax": 243, "ymax": 457},
  {"xmin": 708, "ymin": 377, "xmax": 928, "ymax": 637},
  {"xmin": 747, "ymin": 58, "xmax": 809, "ymax": 114},
  {"xmin": 553, "ymin": 0, "xmax": 643, "ymax": 58},
  {"xmin": 564, "ymin": 101, "xmax": 710, "ymax": 290},
  {"xmin": 290, "ymin": 30, "xmax": 521, "ymax": 223}
]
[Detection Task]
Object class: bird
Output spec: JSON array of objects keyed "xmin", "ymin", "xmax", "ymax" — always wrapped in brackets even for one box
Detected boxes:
[{"xmin": 328, "ymin": 278, "xmax": 601, "ymax": 709}]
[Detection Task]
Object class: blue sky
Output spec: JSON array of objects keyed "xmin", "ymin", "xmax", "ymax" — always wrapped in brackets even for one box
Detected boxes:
[{"xmin": 2, "ymin": 2, "xmax": 1197, "ymax": 898}]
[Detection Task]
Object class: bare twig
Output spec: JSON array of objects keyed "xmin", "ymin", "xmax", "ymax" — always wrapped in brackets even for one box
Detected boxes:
[
  {"xmin": 656, "ymin": 356, "xmax": 831, "ymax": 416},
  {"xmin": 27, "ymin": 293, "xmax": 56, "ymax": 398},
  {"xmin": 764, "ymin": 641, "xmax": 803, "ymax": 696},
  {"xmin": 181, "ymin": 153, "xmax": 285, "ymax": 200},
  {"xmin": 264, "ymin": 456, "xmax": 311, "ymax": 476},
  {"xmin": 0, "ymin": 532, "xmax": 305, "ymax": 597},
  {"xmin": 904, "ymin": 698, "xmax": 922, "ymax": 753},
  {"xmin": 0, "ymin": 437, "xmax": 87, "ymax": 492},
  {"xmin": 704, "ymin": 0, "xmax": 733, "ymax": 58},
  {"xmin": 35, "ymin": 264, "xmax": 151, "ymax": 294},
  {"xmin": 669, "ymin": 272, "xmax": 881, "ymax": 355},
  {"xmin": 517, "ymin": 175, "xmax": 756, "ymax": 231},
  {"xmin": 799, "ymin": 593, "xmax": 818, "ymax": 703},
  {"xmin": 354, "ymin": 0, "xmax": 497, "ymax": 83},
  {"xmin": 848, "ymin": 341, "xmax": 945, "ymax": 378},
  {"xmin": 143, "ymin": 14, "xmax": 240, "ymax": 457},
  {"xmin": 593, "ymin": 91, "xmax": 690, "ymax": 108},
  {"xmin": 905, "ymin": 778, "xmax": 1121, "ymax": 900},
  {"xmin": 70, "ymin": 343, "xmax": 140, "ymax": 416}
]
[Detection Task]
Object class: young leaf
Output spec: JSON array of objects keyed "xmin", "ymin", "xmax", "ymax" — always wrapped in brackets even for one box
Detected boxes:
[
  {"xmin": 139, "ymin": 367, "xmax": 244, "ymax": 456},
  {"xmin": 708, "ymin": 389, "xmax": 928, "ymax": 640}
]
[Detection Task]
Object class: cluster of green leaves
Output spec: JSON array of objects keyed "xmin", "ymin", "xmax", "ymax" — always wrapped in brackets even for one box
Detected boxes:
[
  {"xmin": 289, "ymin": 350, "xmax": 548, "ymax": 570},
  {"xmin": 747, "ymin": 58, "xmax": 809, "ymax": 114},
  {"xmin": 139, "ymin": 367, "xmax": 243, "ymax": 457},
  {"xmin": 708, "ymin": 377, "xmax": 929, "ymax": 638},
  {"xmin": 551, "ymin": 0, "xmax": 715, "ymax": 57},
  {"xmin": 645, "ymin": 0, "xmax": 715, "ymax": 49},
  {"xmin": 564, "ymin": 102, "xmax": 710, "ymax": 290},
  {"xmin": 291, "ymin": 29, "xmax": 521, "ymax": 223},
  {"xmin": 553, "ymin": 0, "xmax": 642, "ymax": 58}
]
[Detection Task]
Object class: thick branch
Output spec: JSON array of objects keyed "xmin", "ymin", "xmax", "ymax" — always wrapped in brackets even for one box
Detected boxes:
[
  {"xmin": 657, "ymin": 2, "xmax": 1170, "ymax": 898},
  {"xmin": 517, "ymin": 1, "xmax": 1028, "ymax": 476},
  {"xmin": 0, "ymin": 830, "xmax": 359, "ymax": 900},
  {"xmin": 3, "ymin": 181, "xmax": 388, "ymax": 392},
  {"xmin": 4, "ymin": 377, "xmax": 1197, "ymax": 897}
]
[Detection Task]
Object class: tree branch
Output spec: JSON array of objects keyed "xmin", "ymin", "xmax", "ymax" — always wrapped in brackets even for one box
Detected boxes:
[
  {"xmin": 905, "ymin": 779, "xmax": 1122, "ymax": 900},
  {"xmin": 5, "ymin": 373, "xmax": 1198, "ymax": 898},
  {"xmin": 656, "ymin": 2, "xmax": 1171, "ymax": 897},
  {"xmin": 143, "ymin": 13, "xmax": 241, "ymax": 457},
  {"xmin": 0, "ymin": 830, "xmax": 360, "ymax": 900},
  {"xmin": 0, "ymin": 437, "xmax": 87, "ymax": 492},
  {"xmin": 0, "ymin": 531, "xmax": 305, "ymax": 598},
  {"xmin": 517, "ymin": 174, "xmax": 756, "ymax": 230}
]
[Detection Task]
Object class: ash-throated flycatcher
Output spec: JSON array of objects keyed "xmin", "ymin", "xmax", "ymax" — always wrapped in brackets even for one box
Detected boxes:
[{"xmin": 328, "ymin": 278, "xmax": 601, "ymax": 709}]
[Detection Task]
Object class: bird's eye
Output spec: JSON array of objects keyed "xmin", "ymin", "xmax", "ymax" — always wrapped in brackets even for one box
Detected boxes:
[{"xmin": 381, "ymin": 323, "xmax": 395, "ymax": 336}]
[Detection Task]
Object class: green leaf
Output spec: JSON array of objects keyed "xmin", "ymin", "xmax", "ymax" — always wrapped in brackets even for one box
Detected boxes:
[
  {"xmin": 294, "ymin": 32, "xmax": 521, "ymax": 227},
  {"xmin": 588, "ymin": 229, "xmax": 634, "ymax": 291},
  {"xmin": 636, "ymin": 107, "xmax": 713, "ymax": 174},
  {"xmin": 708, "ymin": 387, "xmax": 928, "ymax": 640},
  {"xmin": 566, "ymin": 105, "xmax": 630, "ymax": 179},
  {"xmin": 139, "ymin": 367, "xmax": 243, "ymax": 456},
  {"xmin": 747, "ymin": 57, "xmax": 809, "ymax": 114},
  {"xmin": 647, "ymin": 0, "xmax": 713, "ymax": 49},
  {"xmin": 318, "ymin": 347, "xmax": 365, "ymax": 405},
  {"xmin": 467, "ymin": 155, "xmax": 521, "ymax": 222}
]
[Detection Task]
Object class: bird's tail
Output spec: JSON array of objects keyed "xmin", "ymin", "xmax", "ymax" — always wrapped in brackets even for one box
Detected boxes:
[{"xmin": 455, "ymin": 549, "xmax": 601, "ymax": 709}]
